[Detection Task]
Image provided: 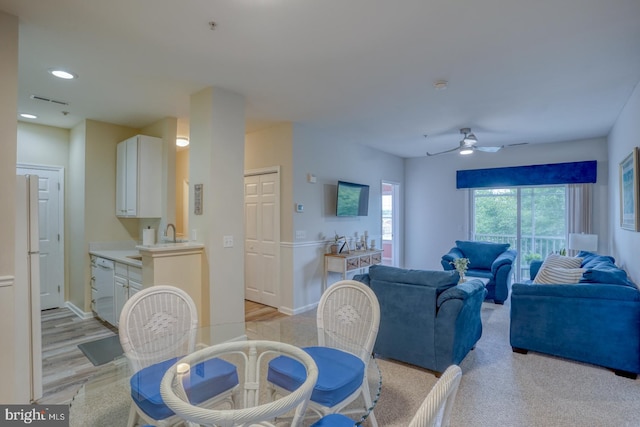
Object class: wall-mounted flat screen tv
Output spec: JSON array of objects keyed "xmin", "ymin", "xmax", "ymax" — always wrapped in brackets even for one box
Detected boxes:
[{"xmin": 336, "ymin": 180, "xmax": 370, "ymax": 216}]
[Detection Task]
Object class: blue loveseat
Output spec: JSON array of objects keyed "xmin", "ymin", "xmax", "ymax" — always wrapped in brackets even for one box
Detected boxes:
[
  {"xmin": 510, "ymin": 252, "xmax": 640, "ymax": 378},
  {"xmin": 354, "ymin": 264, "xmax": 486, "ymax": 374},
  {"xmin": 442, "ymin": 240, "xmax": 517, "ymax": 304}
]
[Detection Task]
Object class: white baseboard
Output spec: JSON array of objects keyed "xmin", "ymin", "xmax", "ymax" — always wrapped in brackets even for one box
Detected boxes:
[
  {"xmin": 279, "ymin": 301, "xmax": 318, "ymax": 316},
  {"xmin": 65, "ymin": 301, "xmax": 93, "ymax": 319}
]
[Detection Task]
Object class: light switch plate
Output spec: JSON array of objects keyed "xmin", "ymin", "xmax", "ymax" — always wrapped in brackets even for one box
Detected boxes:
[{"xmin": 223, "ymin": 235, "xmax": 234, "ymax": 248}]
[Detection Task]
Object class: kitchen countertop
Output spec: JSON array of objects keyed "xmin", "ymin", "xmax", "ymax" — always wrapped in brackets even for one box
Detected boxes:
[
  {"xmin": 89, "ymin": 240, "xmax": 204, "ymax": 267},
  {"xmin": 136, "ymin": 242, "xmax": 204, "ymax": 252},
  {"xmin": 89, "ymin": 249, "xmax": 142, "ymax": 268}
]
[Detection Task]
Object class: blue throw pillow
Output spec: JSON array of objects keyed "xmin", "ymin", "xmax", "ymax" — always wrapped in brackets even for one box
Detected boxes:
[
  {"xmin": 455, "ymin": 240, "xmax": 510, "ymax": 270},
  {"xmin": 581, "ymin": 266, "xmax": 635, "ymax": 287},
  {"xmin": 579, "ymin": 253, "xmax": 616, "ymax": 269}
]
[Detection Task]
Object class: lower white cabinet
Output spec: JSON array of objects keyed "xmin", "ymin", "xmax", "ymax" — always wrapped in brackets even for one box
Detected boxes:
[{"xmin": 114, "ymin": 262, "xmax": 143, "ymax": 327}]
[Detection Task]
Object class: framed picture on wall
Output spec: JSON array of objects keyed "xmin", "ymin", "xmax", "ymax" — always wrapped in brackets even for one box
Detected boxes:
[{"xmin": 619, "ymin": 147, "xmax": 639, "ymax": 231}]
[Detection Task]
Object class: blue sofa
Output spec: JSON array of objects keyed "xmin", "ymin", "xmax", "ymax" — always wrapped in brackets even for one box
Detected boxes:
[
  {"xmin": 510, "ymin": 252, "xmax": 640, "ymax": 378},
  {"xmin": 354, "ymin": 264, "xmax": 486, "ymax": 374},
  {"xmin": 441, "ymin": 240, "xmax": 517, "ymax": 304}
]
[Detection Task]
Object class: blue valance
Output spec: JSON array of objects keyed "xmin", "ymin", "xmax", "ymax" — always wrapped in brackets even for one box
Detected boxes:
[{"xmin": 456, "ymin": 160, "xmax": 597, "ymax": 189}]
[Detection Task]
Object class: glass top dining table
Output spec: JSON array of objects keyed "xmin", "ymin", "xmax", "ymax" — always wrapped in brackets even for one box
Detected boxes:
[{"xmin": 68, "ymin": 315, "xmax": 381, "ymax": 426}]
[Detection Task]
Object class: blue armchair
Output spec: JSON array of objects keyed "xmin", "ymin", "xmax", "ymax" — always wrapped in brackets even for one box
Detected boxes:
[
  {"xmin": 354, "ymin": 265, "xmax": 486, "ymax": 374},
  {"xmin": 441, "ymin": 240, "xmax": 517, "ymax": 304}
]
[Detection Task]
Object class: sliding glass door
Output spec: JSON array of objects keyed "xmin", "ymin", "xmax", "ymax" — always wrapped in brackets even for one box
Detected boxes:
[{"xmin": 472, "ymin": 185, "xmax": 567, "ymax": 281}]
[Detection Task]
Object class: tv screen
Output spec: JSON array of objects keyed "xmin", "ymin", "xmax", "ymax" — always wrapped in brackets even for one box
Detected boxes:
[{"xmin": 336, "ymin": 180, "xmax": 369, "ymax": 216}]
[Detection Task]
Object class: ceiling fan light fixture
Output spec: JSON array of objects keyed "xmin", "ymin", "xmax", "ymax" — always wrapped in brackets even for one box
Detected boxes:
[
  {"xmin": 463, "ymin": 133, "xmax": 477, "ymax": 143},
  {"xmin": 459, "ymin": 148, "xmax": 474, "ymax": 155}
]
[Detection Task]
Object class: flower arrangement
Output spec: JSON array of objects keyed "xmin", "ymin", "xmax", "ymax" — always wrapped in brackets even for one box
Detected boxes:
[
  {"xmin": 330, "ymin": 232, "xmax": 345, "ymax": 254},
  {"xmin": 450, "ymin": 258, "xmax": 470, "ymax": 283}
]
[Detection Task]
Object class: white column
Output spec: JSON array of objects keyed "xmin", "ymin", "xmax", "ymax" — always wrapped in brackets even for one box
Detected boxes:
[{"xmin": 190, "ymin": 87, "xmax": 245, "ymax": 329}]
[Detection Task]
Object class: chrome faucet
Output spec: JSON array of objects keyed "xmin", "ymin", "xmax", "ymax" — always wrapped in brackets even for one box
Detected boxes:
[{"xmin": 165, "ymin": 223, "xmax": 176, "ymax": 243}]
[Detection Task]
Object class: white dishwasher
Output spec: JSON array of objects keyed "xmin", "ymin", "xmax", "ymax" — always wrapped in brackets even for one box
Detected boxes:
[{"xmin": 91, "ymin": 256, "xmax": 116, "ymax": 325}]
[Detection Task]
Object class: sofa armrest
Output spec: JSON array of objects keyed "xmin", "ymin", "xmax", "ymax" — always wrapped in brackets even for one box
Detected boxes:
[
  {"xmin": 529, "ymin": 260, "xmax": 543, "ymax": 280},
  {"xmin": 437, "ymin": 279, "xmax": 486, "ymax": 307},
  {"xmin": 441, "ymin": 248, "xmax": 464, "ymax": 270},
  {"xmin": 491, "ymin": 249, "xmax": 517, "ymax": 275}
]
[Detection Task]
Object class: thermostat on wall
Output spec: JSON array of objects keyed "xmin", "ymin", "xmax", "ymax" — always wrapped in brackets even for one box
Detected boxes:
[{"xmin": 295, "ymin": 203, "xmax": 304, "ymax": 213}]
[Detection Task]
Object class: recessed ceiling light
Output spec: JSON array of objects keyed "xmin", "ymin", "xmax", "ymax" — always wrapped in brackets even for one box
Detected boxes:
[
  {"xmin": 433, "ymin": 80, "xmax": 448, "ymax": 90},
  {"xmin": 48, "ymin": 68, "xmax": 77, "ymax": 80},
  {"xmin": 20, "ymin": 113, "xmax": 37, "ymax": 119},
  {"xmin": 176, "ymin": 137, "xmax": 189, "ymax": 147}
]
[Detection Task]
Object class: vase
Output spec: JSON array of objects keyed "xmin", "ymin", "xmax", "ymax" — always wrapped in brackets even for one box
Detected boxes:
[
  {"xmin": 458, "ymin": 271, "xmax": 466, "ymax": 283},
  {"xmin": 330, "ymin": 244, "xmax": 338, "ymax": 254}
]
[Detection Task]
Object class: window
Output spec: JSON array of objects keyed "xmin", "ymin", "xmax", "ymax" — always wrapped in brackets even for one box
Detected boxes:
[{"xmin": 472, "ymin": 186, "xmax": 567, "ymax": 281}]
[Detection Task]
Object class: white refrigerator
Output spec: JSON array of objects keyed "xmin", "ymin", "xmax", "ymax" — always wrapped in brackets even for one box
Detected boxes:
[{"xmin": 15, "ymin": 174, "xmax": 43, "ymax": 402}]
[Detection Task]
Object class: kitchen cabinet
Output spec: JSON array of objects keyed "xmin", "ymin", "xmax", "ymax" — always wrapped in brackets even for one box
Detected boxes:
[
  {"xmin": 91, "ymin": 256, "xmax": 116, "ymax": 325},
  {"xmin": 114, "ymin": 262, "xmax": 143, "ymax": 326},
  {"xmin": 116, "ymin": 134, "xmax": 162, "ymax": 218}
]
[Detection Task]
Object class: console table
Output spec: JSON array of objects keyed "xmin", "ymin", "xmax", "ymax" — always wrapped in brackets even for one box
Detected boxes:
[{"xmin": 323, "ymin": 249, "xmax": 383, "ymax": 291}]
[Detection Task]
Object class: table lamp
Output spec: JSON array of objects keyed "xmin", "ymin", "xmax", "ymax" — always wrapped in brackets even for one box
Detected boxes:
[{"xmin": 568, "ymin": 233, "xmax": 598, "ymax": 252}]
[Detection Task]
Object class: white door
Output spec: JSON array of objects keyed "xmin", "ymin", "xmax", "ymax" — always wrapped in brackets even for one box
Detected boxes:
[
  {"xmin": 17, "ymin": 165, "xmax": 64, "ymax": 310},
  {"xmin": 381, "ymin": 181, "xmax": 401, "ymax": 266},
  {"xmin": 244, "ymin": 172, "xmax": 280, "ymax": 307}
]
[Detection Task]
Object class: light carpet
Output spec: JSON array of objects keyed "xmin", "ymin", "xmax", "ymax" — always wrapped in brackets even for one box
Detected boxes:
[{"xmin": 70, "ymin": 301, "xmax": 640, "ymax": 426}]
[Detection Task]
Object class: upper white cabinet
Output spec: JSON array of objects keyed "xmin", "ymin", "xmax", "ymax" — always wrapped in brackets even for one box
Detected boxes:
[{"xmin": 116, "ymin": 135, "xmax": 162, "ymax": 218}]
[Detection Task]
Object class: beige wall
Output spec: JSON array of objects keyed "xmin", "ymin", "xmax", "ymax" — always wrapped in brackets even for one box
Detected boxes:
[
  {"xmin": 0, "ymin": 11, "xmax": 18, "ymax": 275},
  {"xmin": 245, "ymin": 123, "xmax": 294, "ymax": 242},
  {"xmin": 176, "ymin": 148, "xmax": 189, "ymax": 236},
  {"xmin": 0, "ymin": 10, "xmax": 18, "ymax": 404},
  {"xmin": 68, "ymin": 122, "xmax": 86, "ymax": 308},
  {"xmin": 17, "ymin": 122, "xmax": 70, "ymax": 167}
]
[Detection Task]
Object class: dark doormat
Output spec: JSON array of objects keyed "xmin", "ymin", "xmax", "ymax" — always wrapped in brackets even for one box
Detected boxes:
[{"xmin": 78, "ymin": 335, "xmax": 124, "ymax": 366}]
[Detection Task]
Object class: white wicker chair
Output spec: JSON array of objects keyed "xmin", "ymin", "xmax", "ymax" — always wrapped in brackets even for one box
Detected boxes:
[
  {"xmin": 310, "ymin": 365, "xmax": 462, "ymax": 427},
  {"xmin": 267, "ymin": 280, "xmax": 381, "ymax": 426},
  {"xmin": 408, "ymin": 365, "xmax": 462, "ymax": 427},
  {"xmin": 119, "ymin": 285, "xmax": 238, "ymax": 427},
  {"xmin": 161, "ymin": 340, "xmax": 318, "ymax": 427}
]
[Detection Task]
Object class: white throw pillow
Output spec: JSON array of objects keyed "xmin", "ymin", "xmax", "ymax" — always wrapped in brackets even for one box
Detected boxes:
[
  {"xmin": 533, "ymin": 266, "xmax": 585, "ymax": 284},
  {"xmin": 532, "ymin": 254, "xmax": 584, "ymax": 284},
  {"xmin": 541, "ymin": 253, "xmax": 583, "ymax": 269}
]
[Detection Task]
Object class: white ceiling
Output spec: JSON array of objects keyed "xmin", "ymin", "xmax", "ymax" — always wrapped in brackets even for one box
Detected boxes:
[{"xmin": 2, "ymin": 0, "xmax": 639, "ymax": 158}]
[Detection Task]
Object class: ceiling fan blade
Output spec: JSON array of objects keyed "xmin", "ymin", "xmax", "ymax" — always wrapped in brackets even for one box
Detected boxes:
[
  {"xmin": 426, "ymin": 146, "xmax": 460, "ymax": 157},
  {"xmin": 475, "ymin": 146, "xmax": 503, "ymax": 153}
]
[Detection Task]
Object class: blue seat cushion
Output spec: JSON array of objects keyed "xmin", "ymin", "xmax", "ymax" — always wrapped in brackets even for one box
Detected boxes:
[
  {"xmin": 268, "ymin": 346, "xmax": 365, "ymax": 408},
  {"xmin": 311, "ymin": 414, "xmax": 355, "ymax": 426},
  {"xmin": 130, "ymin": 356, "xmax": 239, "ymax": 420}
]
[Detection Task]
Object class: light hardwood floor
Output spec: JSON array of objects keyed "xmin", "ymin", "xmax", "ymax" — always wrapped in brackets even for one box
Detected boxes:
[{"xmin": 38, "ymin": 300, "xmax": 285, "ymax": 404}]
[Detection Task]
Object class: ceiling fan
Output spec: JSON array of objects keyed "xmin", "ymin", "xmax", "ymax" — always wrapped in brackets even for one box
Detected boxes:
[{"xmin": 426, "ymin": 128, "xmax": 503, "ymax": 157}]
